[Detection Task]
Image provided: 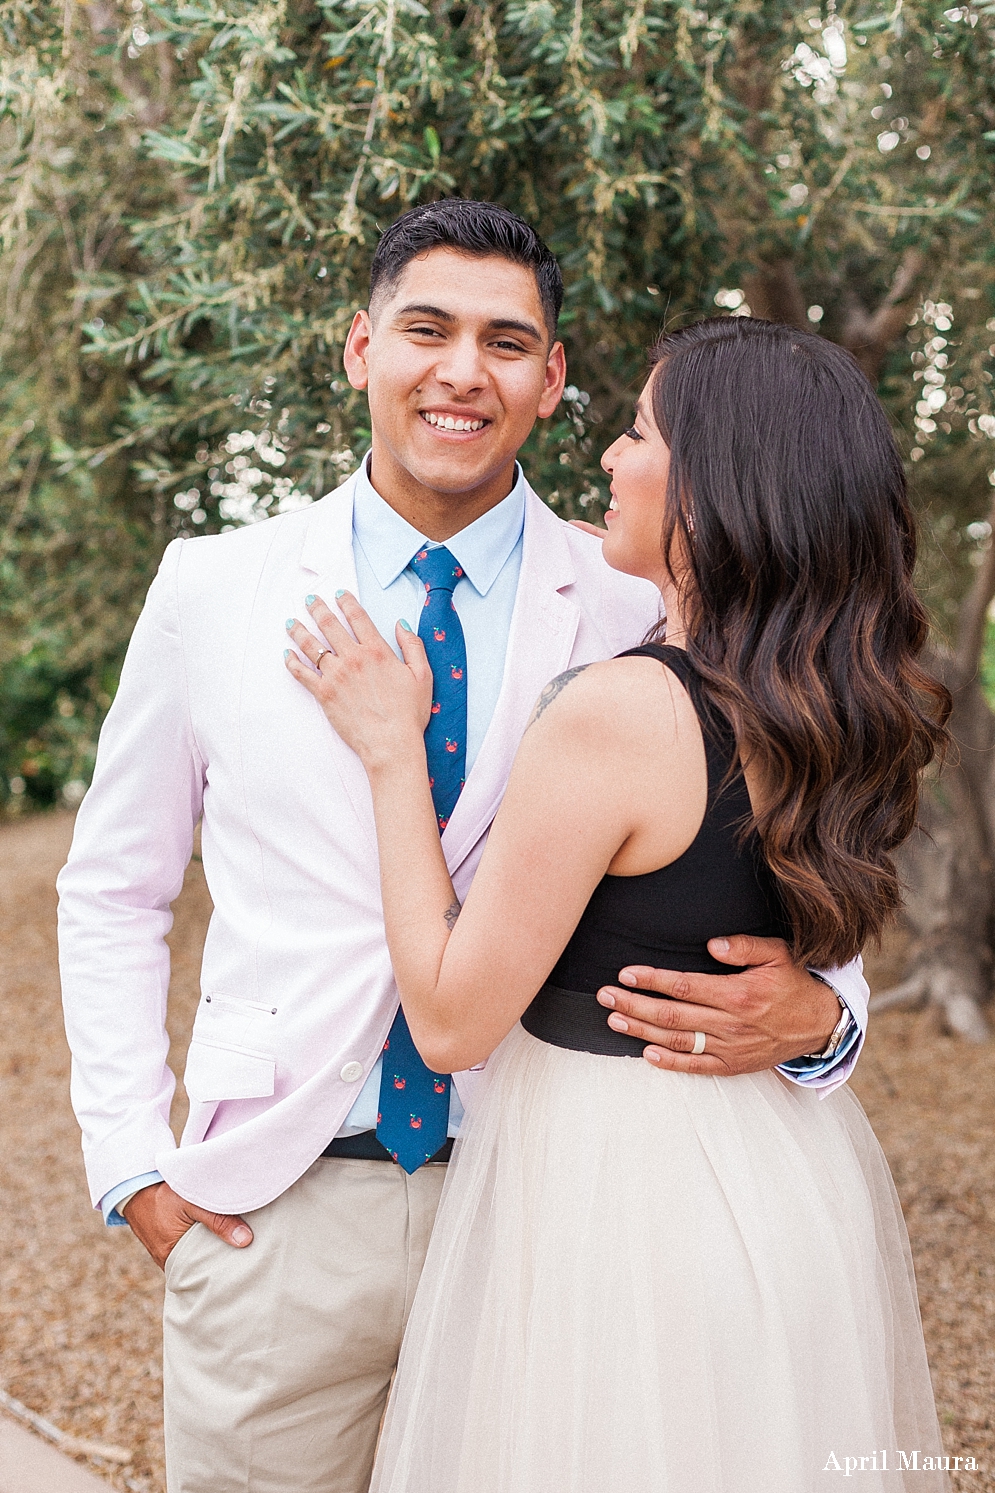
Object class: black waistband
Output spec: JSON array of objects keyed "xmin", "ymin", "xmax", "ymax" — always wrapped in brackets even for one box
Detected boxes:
[
  {"xmin": 322, "ymin": 1131, "xmax": 454, "ymax": 1163},
  {"xmin": 521, "ymin": 983, "xmax": 662, "ymax": 1057}
]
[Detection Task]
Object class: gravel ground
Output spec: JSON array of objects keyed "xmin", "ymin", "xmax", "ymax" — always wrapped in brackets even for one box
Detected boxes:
[
  {"xmin": 0, "ymin": 813, "xmax": 204, "ymax": 1492},
  {"xmin": 1, "ymin": 810, "xmax": 992, "ymax": 1490}
]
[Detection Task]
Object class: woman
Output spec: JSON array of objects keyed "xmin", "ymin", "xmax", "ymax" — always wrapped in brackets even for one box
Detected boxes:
[{"xmin": 286, "ymin": 318, "xmax": 950, "ymax": 1491}]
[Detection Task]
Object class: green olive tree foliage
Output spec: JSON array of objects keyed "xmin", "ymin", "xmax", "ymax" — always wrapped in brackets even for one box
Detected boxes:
[
  {"xmin": 3, "ymin": 0, "xmax": 995, "ymax": 1026},
  {"xmin": 0, "ymin": 3, "xmax": 180, "ymax": 806}
]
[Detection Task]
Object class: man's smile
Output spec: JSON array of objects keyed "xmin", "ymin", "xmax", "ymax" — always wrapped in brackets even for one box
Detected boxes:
[{"xmin": 419, "ymin": 408, "xmax": 490, "ymax": 434}]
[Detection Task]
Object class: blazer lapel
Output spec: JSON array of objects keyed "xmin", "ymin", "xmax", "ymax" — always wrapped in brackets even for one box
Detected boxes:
[
  {"xmin": 442, "ymin": 486, "xmax": 580, "ymax": 875},
  {"xmin": 293, "ymin": 474, "xmax": 379, "ymax": 845},
  {"xmin": 299, "ymin": 472, "xmax": 360, "ymax": 599}
]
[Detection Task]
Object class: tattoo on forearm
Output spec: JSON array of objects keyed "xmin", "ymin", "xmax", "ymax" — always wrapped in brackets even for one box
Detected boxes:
[
  {"xmin": 526, "ymin": 665, "xmax": 591, "ymax": 730},
  {"xmin": 443, "ymin": 900, "xmax": 462, "ymax": 930}
]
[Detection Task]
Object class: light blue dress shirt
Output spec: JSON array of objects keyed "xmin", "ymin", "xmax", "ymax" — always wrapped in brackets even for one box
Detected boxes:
[
  {"xmin": 100, "ymin": 458, "xmax": 852, "ymax": 1222},
  {"xmin": 336, "ymin": 459, "xmax": 526, "ymax": 1139}
]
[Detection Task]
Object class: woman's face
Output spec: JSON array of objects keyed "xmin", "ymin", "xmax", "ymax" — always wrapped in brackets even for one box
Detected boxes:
[{"xmin": 599, "ymin": 375, "xmax": 673, "ymax": 591}]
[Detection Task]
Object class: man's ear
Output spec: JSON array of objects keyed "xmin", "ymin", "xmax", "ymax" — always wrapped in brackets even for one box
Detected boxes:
[
  {"xmin": 537, "ymin": 340, "xmax": 567, "ymax": 419},
  {"xmin": 343, "ymin": 309, "xmax": 372, "ymax": 391}
]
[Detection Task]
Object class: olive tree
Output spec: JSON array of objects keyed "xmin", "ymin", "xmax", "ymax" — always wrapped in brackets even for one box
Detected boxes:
[{"xmin": 2, "ymin": 0, "xmax": 995, "ymax": 1034}]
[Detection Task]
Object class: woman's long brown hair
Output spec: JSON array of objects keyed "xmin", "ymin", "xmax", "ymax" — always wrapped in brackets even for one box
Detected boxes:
[{"xmin": 648, "ymin": 317, "xmax": 950, "ymax": 969}]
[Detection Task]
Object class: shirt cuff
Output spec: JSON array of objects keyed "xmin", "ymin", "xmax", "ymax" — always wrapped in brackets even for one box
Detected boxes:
[
  {"xmin": 777, "ymin": 1019, "xmax": 860, "ymax": 1083},
  {"xmin": 776, "ymin": 973, "xmax": 859, "ymax": 1087},
  {"xmin": 100, "ymin": 1171, "xmax": 164, "ymax": 1226}
]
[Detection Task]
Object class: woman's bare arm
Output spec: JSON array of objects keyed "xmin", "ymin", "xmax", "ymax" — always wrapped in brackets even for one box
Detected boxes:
[{"xmin": 286, "ymin": 593, "xmax": 704, "ymax": 1072}]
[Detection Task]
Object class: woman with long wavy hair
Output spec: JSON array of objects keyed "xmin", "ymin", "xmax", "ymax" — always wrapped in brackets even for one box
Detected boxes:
[{"xmin": 287, "ymin": 317, "xmax": 950, "ymax": 1491}]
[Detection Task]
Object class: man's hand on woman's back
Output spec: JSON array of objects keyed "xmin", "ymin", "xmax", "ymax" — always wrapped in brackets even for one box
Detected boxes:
[{"xmin": 595, "ymin": 934, "xmax": 842, "ymax": 1076}]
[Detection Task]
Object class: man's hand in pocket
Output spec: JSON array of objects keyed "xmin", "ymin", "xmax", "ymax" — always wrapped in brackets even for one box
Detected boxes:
[{"xmin": 123, "ymin": 1182, "xmax": 253, "ymax": 1270}]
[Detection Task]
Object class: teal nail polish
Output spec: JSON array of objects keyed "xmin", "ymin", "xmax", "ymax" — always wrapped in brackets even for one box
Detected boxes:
[
  {"xmin": 305, "ymin": 594, "xmax": 315, "ymax": 606},
  {"xmin": 399, "ymin": 618, "xmax": 413, "ymax": 632},
  {"xmin": 335, "ymin": 589, "xmax": 346, "ymax": 599},
  {"xmin": 285, "ymin": 617, "xmax": 295, "ymax": 631},
  {"xmin": 283, "ymin": 649, "xmax": 290, "ymax": 660}
]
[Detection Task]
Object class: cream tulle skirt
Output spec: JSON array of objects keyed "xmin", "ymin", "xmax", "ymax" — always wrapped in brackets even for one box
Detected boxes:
[{"xmin": 370, "ymin": 1024, "xmax": 947, "ymax": 1493}]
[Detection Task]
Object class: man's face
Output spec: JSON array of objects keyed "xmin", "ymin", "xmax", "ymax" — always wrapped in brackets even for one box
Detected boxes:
[{"xmin": 344, "ymin": 249, "xmax": 566, "ymax": 503}]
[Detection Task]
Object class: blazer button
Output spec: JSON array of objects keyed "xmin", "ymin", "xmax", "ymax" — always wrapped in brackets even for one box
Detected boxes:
[{"xmin": 340, "ymin": 1061, "xmax": 364, "ymax": 1083}]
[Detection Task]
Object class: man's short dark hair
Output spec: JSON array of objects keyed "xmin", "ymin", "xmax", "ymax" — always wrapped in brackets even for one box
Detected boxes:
[{"xmin": 369, "ymin": 199, "xmax": 563, "ymax": 338}]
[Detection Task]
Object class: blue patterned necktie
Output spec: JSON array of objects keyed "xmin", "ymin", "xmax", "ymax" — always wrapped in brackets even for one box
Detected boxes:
[{"xmin": 376, "ymin": 545, "xmax": 467, "ymax": 1172}]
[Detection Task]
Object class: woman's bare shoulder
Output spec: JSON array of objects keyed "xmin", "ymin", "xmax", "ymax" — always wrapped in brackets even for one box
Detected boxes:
[{"xmin": 524, "ymin": 653, "xmax": 696, "ymax": 748}]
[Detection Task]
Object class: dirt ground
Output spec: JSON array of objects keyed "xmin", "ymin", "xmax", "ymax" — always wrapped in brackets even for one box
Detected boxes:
[{"xmin": 1, "ymin": 809, "xmax": 993, "ymax": 1491}]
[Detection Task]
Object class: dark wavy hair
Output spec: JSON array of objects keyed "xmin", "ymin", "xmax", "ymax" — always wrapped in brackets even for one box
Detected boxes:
[{"xmin": 647, "ymin": 316, "xmax": 950, "ymax": 968}]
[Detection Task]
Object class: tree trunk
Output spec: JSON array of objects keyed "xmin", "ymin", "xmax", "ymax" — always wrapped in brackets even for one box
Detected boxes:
[
  {"xmin": 872, "ymin": 491, "xmax": 995, "ymax": 1041},
  {"xmin": 883, "ymin": 705, "xmax": 994, "ymax": 1041}
]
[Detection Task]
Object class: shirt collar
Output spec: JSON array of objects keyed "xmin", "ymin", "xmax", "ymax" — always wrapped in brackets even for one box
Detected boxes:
[{"xmin": 352, "ymin": 455, "xmax": 526, "ymax": 597}]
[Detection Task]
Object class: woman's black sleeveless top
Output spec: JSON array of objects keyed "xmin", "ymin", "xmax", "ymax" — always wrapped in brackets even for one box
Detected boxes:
[{"xmin": 521, "ymin": 644, "xmax": 791, "ymax": 1057}]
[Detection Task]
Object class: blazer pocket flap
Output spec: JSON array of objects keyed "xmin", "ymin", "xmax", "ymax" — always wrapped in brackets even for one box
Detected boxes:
[{"xmin": 183, "ymin": 1039, "xmax": 276, "ymax": 1104}]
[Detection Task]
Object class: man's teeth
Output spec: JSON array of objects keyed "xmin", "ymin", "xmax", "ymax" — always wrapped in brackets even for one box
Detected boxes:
[
  {"xmin": 609, "ymin": 497, "xmax": 619, "ymax": 511},
  {"xmin": 421, "ymin": 412, "xmax": 486, "ymax": 431}
]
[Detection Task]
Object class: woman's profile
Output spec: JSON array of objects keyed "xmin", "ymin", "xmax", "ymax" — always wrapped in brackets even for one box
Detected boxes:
[{"xmin": 286, "ymin": 316, "xmax": 951, "ymax": 1491}]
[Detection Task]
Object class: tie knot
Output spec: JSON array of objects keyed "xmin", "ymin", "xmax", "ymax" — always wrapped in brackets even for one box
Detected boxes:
[{"xmin": 409, "ymin": 545, "xmax": 464, "ymax": 594}]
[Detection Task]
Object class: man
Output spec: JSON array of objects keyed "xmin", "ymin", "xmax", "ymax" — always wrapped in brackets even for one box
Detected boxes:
[{"xmin": 58, "ymin": 201, "xmax": 866, "ymax": 1493}]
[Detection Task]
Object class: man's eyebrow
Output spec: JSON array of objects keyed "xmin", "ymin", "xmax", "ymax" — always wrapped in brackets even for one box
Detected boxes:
[
  {"xmin": 393, "ymin": 303, "xmax": 457, "ymax": 323},
  {"xmin": 486, "ymin": 318, "xmax": 544, "ymax": 342}
]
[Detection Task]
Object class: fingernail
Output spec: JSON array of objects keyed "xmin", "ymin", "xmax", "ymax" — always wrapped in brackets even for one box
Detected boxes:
[
  {"xmin": 305, "ymin": 594, "xmax": 316, "ymax": 606},
  {"xmin": 335, "ymin": 589, "xmax": 346, "ymax": 598},
  {"xmin": 399, "ymin": 618, "xmax": 413, "ymax": 632},
  {"xmin": 232, "ymin": 1225, "xmax": 252, "ymax": 1246},
  {"xmin": 645, "ymin": 1048, "xmax": 662, "ymax": 1065},
  {"xmin": 283, "ymin": 649, "xmax": 290, "ymax": 660},
  {"xmin": 607, "ymin": 1014, "xmax": 629, "ymax": 1032},
  {"xmin": 597, "ymin": 990, "xmax": 615, "ymax": 1008},
  {"xmin": 618, "ymin": 971, "xmax": 638, "ymax": 986},
  {"xmin": 711, "ymin": 938, "xmax": 730, "ymax": 953},
  {"xmin": 285, "ymin": 617, "xmax": 295, "ymax": 631}
]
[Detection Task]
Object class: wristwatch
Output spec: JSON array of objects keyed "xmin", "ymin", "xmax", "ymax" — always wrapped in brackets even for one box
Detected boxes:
[{"xmin": 802, "ymin": 972, "xmax": 856, "ymax": 1061}]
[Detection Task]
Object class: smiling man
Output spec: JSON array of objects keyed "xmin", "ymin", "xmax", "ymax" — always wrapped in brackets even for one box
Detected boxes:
[
  {"xmin": 57, "ymin": 201, "xmax": 868, "ymax": 1493},
  {"xmin": 357, "ymin": 241, "xmax": 564, "ymax": 531}
]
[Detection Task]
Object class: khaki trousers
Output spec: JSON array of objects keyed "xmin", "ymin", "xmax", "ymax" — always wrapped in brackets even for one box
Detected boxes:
[{"xmin": 162, "ymin": 1155, "xmax": 447, "ymax": 1493}]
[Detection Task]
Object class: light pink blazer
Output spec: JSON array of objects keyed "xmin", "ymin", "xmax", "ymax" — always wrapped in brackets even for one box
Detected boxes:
[{"xmin": 57, "ymin": 473, "xmax": 867, "ymax": 1216}]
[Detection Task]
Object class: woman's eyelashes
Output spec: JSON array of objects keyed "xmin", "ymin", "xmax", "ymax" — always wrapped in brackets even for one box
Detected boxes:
[{"xmin": 623, "ymin": 424, "xmax": 643, "ymax": 441}]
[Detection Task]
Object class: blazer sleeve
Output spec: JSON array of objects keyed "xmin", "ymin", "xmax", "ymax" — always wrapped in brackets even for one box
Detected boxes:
[{"xmin": 57, "ymin": 538, "xmax": 205, "ymax": 1208}]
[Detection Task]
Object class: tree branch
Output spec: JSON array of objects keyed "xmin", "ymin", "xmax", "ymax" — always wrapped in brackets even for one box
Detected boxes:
[
  {"xmin": 83, "ymin": 0, "xmax": 175, "ymax": 129},
  {"xmin": 840, "ymin": 247, "xmax": 924, "ymax": 383},
  {"xmin": 868, "ymin": 973, "xmax": 928, "ymax": 1013},
  {"xmin": 741, "ymin": 258, "xmax": 808, "ymax": 328},
  {"xmin": 952, "ymin": 485, "xmax": 995, "ymax": 689},
  {"xmin": 0, "ymin": 447, "xmax": 41, "ymax": 563}
]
